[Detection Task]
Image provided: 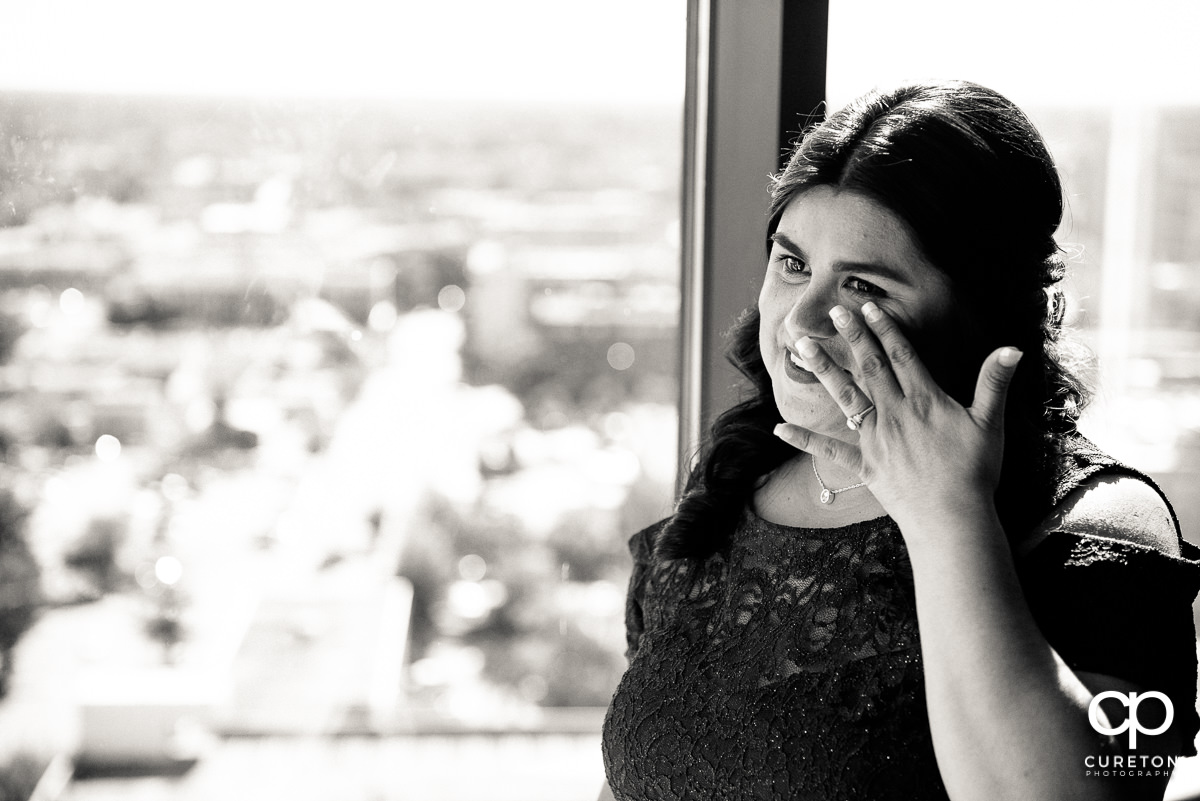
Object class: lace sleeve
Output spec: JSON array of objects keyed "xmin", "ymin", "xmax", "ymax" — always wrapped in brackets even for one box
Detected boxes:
[
  {"xmin": 1018, "ymin": 531, "xmax": 1200, "ymax": 755},
  {"xmin": 622, "ymin": 521, "xmax": 662, "ymax": 663}
]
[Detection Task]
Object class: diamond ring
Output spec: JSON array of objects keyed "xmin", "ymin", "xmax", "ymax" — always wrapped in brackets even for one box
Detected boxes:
[{"xmin": 846, "ymin": 405, "xmax": 876, "ymax": 431}]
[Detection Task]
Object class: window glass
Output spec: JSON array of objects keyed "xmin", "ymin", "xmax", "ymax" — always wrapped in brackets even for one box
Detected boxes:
[
  {"xmin": 827, "ymin": 0, "xmax": 1200, "ymax": 537},
  {"xmin": 0, "ymin": 3, "xmax": 683, "ymax": 798}
]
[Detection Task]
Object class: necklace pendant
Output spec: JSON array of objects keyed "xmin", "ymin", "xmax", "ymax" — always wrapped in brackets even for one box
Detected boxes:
[{"xmin": 820, "ymin": 488, "xmax": 834, "ymax": 504}]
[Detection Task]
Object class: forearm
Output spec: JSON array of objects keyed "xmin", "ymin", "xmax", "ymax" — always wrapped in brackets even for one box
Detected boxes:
[{"xmin": 900, "ymin": 501, "xmax": 1122, "ymax": 801}]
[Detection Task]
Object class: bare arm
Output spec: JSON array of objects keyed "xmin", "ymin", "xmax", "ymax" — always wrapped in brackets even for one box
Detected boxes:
[{"xmin": 901, "ymin": 485, "xmax": 1177, "ymax": 801}]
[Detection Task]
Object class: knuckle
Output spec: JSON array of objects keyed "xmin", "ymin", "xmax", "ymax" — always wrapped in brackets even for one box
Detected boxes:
[
  {"xmin": 835, "ymin": 383, "xmax": 860, "ymax": 408},
  {"xmin": 985, "ymin": 368, "xmax": 1011, "ymax": 393},
  {"xmin": 887, "ymin": 342, "xmax": 917, "ymax": 367},
  {"xmin": 859, "ymin": 352, "xmax": 889, "ymax": 379},
  {"xmin": 819, "ymin": 441, "xmax": 840, "ymax": 462},
  {"xmin": 843, "ymin": 325, "xmax": 867, "ymax": 345}
]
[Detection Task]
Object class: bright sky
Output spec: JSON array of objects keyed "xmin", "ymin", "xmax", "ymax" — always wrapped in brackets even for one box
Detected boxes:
[
  {"xmin": 0, "ymin": 0, "xmax": 684, "ymax": 103},
  {"xmin": 828, "ymin": 0, "xmax": 1200, "ymax": 108},
  {"xmin": 0, "ymin": 0, "xmax": 1195, "ymax": 105}
]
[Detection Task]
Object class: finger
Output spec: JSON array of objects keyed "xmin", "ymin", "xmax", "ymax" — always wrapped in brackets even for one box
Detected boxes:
[
  {"xmin": 861, "ymin": 302, "xmax": 935, "ymax": 396},
  {"xmin": 969, "ymin": 347, "xmax": 1023, "ymax": 432},
  {"xmin": 828, "ymin": 304, "xmax": 902, "ymax": 404},
  {"xmin": 773, "ymin": 423, "xmax": 865, "ymax": 475},
  {"xmin": 796, "ymin": 336, "xmax": 877, "ymax": 424}
]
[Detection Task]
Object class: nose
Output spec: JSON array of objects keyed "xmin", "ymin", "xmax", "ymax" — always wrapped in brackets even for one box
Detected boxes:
[{"xmin": 783, "ymin": 279, "xmax": 838, "ymax": 342}]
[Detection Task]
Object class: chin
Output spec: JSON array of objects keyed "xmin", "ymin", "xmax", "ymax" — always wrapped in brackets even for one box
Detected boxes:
[{"xmin": 773, "ymin": 389, "xmax": 844, "ymax": 438}]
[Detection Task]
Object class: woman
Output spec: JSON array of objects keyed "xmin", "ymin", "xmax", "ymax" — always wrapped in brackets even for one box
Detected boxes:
[{"xmin": 600, "ymin": 81, "xmax": 1200, "ymax": 800}]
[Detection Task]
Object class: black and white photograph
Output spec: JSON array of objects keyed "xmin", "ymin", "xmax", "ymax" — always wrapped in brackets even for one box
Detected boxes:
[{"xmin": 0, "ymin": 2, "xmax": 1197, "ymax": 799}]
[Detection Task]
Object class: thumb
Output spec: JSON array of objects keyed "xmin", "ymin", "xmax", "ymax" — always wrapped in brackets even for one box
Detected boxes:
[{"xmin": 970, "ymin": 347, "xmax": 1022, "ymax": 431}]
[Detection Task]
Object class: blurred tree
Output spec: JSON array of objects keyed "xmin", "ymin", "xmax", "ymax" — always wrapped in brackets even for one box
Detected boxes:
[
  {"xmin": 470, "ymin": 618, "xmax": 625, "ymax": 707},
  {"xmin": 547, "ymin": 507, "xmax": 627, "ymax": 583},
  {"xmin": 30, "ymin": 412, "xmax": 75, "ymax": 451},
  {"xmin": 540, "ymin": 622, "xmax": 626, "ymax": 707},
  {"xmin": 0, "ymin": 312, "xmax": 27, "ymax": 365},
  {"xmin": 400, "ymin": 487, "xmax": 633, "ymax": 707},
  {"xmin": 395, "ymin": 528, "xmax": 453, "ymax": 659},
  {"xmin": 0, "ymin": 489, "xmax": 40, "ymax": 699},
  {"xmin": 144, "ymin": 584, "xmax": 184, "ymax": 665},
  {"xmin": 63, "ymin": 515, "xmax": 129, "ymax": 598}
]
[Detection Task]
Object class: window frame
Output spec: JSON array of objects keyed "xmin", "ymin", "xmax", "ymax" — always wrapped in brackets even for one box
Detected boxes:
[{"xmin": 678, "ymin": 0, "xmax": 828, "ymax": 469}]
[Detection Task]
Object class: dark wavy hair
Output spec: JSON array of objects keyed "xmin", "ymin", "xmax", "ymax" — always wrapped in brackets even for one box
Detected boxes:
[{"xmin": 657, "ymin": 80, "xmax": 1091, "ymax": 560}]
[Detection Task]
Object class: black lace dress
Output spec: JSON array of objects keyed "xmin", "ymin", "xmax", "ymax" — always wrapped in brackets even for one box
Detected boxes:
[{"xmin": 601, "ymin": 438, "xmax": 1200, "ymax": 800}]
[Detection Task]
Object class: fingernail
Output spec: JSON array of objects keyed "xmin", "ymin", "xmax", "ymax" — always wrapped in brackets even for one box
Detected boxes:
[
  {"xmin": 796, "ymin": 337, "xmax": 819, "ymax": 357},
  {"xmin": 999, "ymin": 347, "xmax": 1023, "ymax": 367},
  {"xmin": 829, "ymin": 306, "xmax": 851, "ymax": 328},
  {"xmin": 862, "ymin": 302, "xmax": 882, "ymax": 322},
  {"xmin": 773, "ymin": 423, "xmax": 787, "ymax": 438}
]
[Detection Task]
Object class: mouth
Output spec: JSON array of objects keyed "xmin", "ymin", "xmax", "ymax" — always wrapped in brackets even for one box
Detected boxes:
[
  {"xmin": 783, "ymin": 347, "xmax": 820, "ymax": 383},
  {"xmin": 782, "ymin": 346, "xmax": 854, "ymax": 384}
]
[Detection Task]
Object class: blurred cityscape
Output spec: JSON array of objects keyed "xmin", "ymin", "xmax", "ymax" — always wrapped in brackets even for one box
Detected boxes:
[
  {"xmin": 0, "ymin": 89, "xmax": 1198, "ymax": 801},
  {"xmin": 0, "ymin": 92, "xmax": 682, "ymax": 800}
]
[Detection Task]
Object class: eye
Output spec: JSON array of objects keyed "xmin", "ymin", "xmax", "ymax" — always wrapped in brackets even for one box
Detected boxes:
[
  {"xmin": 844, "ymin": 276, "xmax": 885, "ymax": 297},
  {"xmin": 772, "ymin": 253, "xmax": 809, "ymax": 282}
]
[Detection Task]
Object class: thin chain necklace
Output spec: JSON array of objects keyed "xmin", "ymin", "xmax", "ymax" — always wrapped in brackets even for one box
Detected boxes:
[{"xmin": 811, "ymin": 455, "xmax": 866, "ymax": 505}]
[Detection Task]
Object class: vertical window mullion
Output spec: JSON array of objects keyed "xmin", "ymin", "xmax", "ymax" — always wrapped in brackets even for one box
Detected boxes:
[{"xmin": 679, "ymin": 0, "xmax": 828, "ymax": 471}]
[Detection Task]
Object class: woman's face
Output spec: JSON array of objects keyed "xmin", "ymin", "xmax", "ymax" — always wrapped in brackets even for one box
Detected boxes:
[{"xmin": 758, "ymin": 186, "xmax": 957, "ymax": 442}]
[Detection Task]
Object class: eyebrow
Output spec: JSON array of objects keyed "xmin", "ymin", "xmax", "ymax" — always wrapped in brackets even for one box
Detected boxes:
[{"xmin": 769, "ymin": 232, "xmax": 915, "ymax": 286}]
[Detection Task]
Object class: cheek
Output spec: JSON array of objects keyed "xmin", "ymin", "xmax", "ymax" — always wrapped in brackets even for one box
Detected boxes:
[
  {"xmin": 757, "ymin": 280, "xmax": 789, "ymax": 333},
  {"xmin": 773, "ymin": 384, "xmax": 845, "ymax": 433},
  {"xmin": 898, "ymin": 312, "xmax": 981, "ymax": 406},
  {"xmin": 757, "ymin": 284, "xmax": 779, "ymax": 355}
]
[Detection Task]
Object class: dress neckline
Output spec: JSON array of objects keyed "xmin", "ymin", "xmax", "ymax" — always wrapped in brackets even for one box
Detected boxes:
[{"xmin": 743, "ymin": 504, "xmax": 895, "ymax": 536}]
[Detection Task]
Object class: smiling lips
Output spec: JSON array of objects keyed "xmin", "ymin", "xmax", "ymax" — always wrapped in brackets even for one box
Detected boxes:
[
  {"xmin": 783, "ymin": 346, "xmax": 820, "ymax": 383},
  {"xmin": 783, "ymin": 346, "xmax": 854, "ymax": 384}
]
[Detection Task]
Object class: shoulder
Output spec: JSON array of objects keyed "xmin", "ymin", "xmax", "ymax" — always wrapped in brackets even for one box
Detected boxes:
[
  {"xmin": 1019, "ymin": 473, "xmax": 1180, "ymax": 558},
  {"xmin": 628, "ymin": 518, "xmax": 670, "ymax": 564}
]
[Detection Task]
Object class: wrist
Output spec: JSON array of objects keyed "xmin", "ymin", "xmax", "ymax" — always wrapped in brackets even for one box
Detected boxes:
[{"xmin": 893, "ymin": 492, "xmax": 1005, "ymax": 559}]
